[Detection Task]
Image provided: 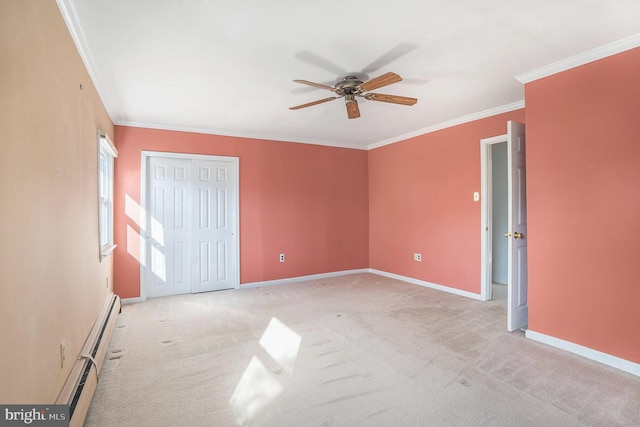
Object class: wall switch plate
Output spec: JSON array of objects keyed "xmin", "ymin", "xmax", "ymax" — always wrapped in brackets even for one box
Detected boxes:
[
  {"xmin": 414, "ymin": 253, "xmax": 422, "ymax": 262},
  {"xmin": 279, "ymin": 253, "xmax": 285, "ymax": 262}
]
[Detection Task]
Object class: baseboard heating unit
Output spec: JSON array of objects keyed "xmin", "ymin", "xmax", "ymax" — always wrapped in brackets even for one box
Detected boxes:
[{"xmin": 56, "ymin": 292, "xmax": 121, "ymax": 427}]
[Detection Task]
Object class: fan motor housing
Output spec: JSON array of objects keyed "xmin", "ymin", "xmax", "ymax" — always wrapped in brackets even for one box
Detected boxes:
[{"xmin": 335, "ymin": 76, "xmax": 363, "ymax": 96}]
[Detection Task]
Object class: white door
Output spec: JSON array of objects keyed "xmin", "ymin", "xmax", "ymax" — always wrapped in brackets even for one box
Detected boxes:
[
  {"xmin": 145, "ymin": 154, "xmax": 238, "ymax": 298},
  {"xmin": 506, "ymin": 121, "xmax": 528, "ymax": 331},
  {"xmin": 147, "ymin": 156, "xmax": 192, "ymax": 298},
  {"xmin": 191, "ymin": 159, "xmax": 237, "ymax": 293}
]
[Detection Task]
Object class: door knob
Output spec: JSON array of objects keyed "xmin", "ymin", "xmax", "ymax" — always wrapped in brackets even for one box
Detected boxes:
[
  {"xmin": 514, "ymin": 232, "xmax": 525, "ymax": 239},
  {"xmin": 504, "ymin": 232, "xmax": 511, "ymax": 238}
]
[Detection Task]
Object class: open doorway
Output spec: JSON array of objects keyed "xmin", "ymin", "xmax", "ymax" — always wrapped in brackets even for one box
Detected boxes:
[
  {"xmin": 480, "ymin": 134, "xmax": 508, "ymax": 303},
  {"xmin": 490, "ymin": 142, "xmax": 508, "ymax": 303},
  {"xmin": 480, "ymin": 121, "xmax": 528, "ymax": 332}
]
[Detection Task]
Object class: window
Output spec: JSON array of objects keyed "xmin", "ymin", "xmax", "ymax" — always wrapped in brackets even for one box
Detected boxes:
[{"xmin": 98, "ymin": 131, "xmax": 118, "ymax": 260}]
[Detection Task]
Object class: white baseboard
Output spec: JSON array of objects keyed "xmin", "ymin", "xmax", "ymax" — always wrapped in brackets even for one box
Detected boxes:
[
  {"xmin": 121, "ymin": 296, "xmax": 144, "ymax": 305},
  {"xmin": 124, "ymin": 271, "xmax": 640, "ymax": 378},
  {"xmin": 240, "ymin": 269, "xmax": 370, "ymax": 289},
  {"xmin": 526, "ymin": 329, "xmax": 640, "ymax": 378},
  {"xmin": 369, "ymin": 269, "xmax": 485, "ymax": 301}
]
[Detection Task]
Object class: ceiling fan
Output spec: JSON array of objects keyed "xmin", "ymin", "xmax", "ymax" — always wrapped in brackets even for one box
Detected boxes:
[{"xmin": 289, "ymin": 72, "xmax": 417, "ymax": 119}]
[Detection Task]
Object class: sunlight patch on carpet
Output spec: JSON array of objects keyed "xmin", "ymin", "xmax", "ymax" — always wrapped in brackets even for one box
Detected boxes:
[
  {"xmin": 259, "ymin": 317, "xmax": 302, "ymax": 374},
  {"xmin": 229, "ymin": 356, "xmax": 283, "ymax": 425}
]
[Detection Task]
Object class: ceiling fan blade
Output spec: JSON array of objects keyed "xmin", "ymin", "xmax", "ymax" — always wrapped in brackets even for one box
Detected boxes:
[
  {"xmin": 289, "ymin": 97, "xmax": 339, "ymax": 110},
  {"xmin": 294, "ymin": 50, "xmax": 347, "ymax": 75},
  {"xmin": 346, "ymin": 99, "xmax": 360, "ymax": 119},
  {"xmin": 292, "ymin": 80, "xmax": 335, "ymax": 94},
  {"xmin": 364, "ymin": 93, "xmax": 418, "ymax": 106},
  {"xmin": 293, "ymin": 79, "xmax": 336, "ymax": 92},
  {"xmin": 361, "ymin": 43, "xmax": 417, "ymax": 74},
  {"xmin": 358, "ymin": 72, "xmax": 402, "ymax": 92}
]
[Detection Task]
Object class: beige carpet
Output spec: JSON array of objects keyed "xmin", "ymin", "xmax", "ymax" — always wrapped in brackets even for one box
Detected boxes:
[{"xmin": 85, "ymin": 273, "xmax": 640, "ymax": 426}]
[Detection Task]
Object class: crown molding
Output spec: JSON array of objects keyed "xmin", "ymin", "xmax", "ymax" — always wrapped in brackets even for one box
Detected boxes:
[
  {"xmin": 367, "ymin": 100, "xmax": 525, "ymax": 150},
  {"xmin": 57, "ymin": 0, "xmax": 119, "ymax": 122},
  {"xmin": 55, "ymin": 0, "xmax": 523, "ymax": 152},
  {"xmin": 58, "ymin": 0, "xmax": 635, "ymax": 151},
  {"xmin": 116, "ymin": 120, "xmax": 368, "ymax": 150},
  {"xmin": 517, "ymin": 33, "xmax": 640, "ymax": 84}
]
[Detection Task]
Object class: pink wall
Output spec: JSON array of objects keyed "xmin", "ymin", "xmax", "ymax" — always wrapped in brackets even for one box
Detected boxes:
[
  {"xmin": 526, "ymin": 48, "xmax": 640, "ymax": 363},
  {"xmin": 368, "ymin": 110, "xmax": 525, "ymax": 293},
  {"xmin": 113, "ymin": 48, "xmax": 640, "ymax": 367},
  {"xmin": 113, "ymin": 126, "xmax": 369, "ymax": 298}
]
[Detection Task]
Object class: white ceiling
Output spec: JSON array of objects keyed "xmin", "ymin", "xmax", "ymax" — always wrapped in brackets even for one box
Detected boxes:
[{"xmin": 60, "ymin": 0, "xmax": 640, "ymax": 149}]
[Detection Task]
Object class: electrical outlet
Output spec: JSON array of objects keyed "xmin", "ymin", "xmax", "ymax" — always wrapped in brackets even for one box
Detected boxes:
[
  {"xmin": 414, "ymin": 253, "xmax": 422, "ymax": 262},
  {"xmin": 279, "ymin": 253, "xmax": 285, "ymax": 263}
]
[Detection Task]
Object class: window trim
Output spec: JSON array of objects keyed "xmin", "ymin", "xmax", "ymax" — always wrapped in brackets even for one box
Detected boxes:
[{"xmin": 98, "ymin": 131, "xmax": 118, "ymax": 261}]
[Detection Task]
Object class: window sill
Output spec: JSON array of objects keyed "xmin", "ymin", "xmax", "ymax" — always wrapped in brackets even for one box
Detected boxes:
[{"xmin": 100, "ymin": 244, "xmax": 117, "ymax": 261}]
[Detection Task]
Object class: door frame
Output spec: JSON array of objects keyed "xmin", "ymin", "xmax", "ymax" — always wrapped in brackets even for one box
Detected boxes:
[
  {"xmin": 480, "ymin": 133, "xmax": 508, "ymax": 302},
  {"xmin": 139, "ymin": 151, "xmax": 240, "ymax": 300}
]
